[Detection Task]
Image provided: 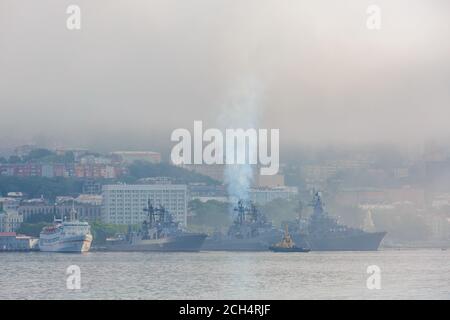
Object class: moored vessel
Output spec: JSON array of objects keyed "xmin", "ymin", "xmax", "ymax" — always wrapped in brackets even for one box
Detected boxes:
[
  {"xmin": 104, "ymin": 200, "xmax": 207, "ymax": 252},
  {"xmin": 292, "ymin": 192, "xmax": 386, "ymax": 251},
  {"xmin": 202, "ymin": 200, "xmax": 282, "ymax": 251},
  {"xmin": 269, "ymin": 225, "xmax": 310, "ymax": 253},
  {"xmin": 39, "ymin": 205, "xmax": 92, "ymax": 253}
]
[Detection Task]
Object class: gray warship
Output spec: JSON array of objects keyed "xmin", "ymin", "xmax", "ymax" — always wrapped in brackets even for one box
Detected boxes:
[
  {"xmin": 292, "ymin": 192, "xmax": 386, "ymax": 251},
  {"xmin": 104, "ymin": 201, "xmax": 207, "ymax": 252},
  {"xmin": 201, "ymin": 200, "xmax": 282, "ymax": 251}
]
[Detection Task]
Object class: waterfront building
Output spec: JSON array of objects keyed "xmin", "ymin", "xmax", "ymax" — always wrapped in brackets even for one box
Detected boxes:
[
  {"xmin": 56, "ymin": 196, "xmax": 102, "ymax": 222},
  {"xmin": 0, "ymin": 197, "xmax": 21, "ymax": 211},
  {"xmin": 102, "ymin": 184, "xmax": 188, "ymax": 226},
  {"xmin": 17, "ymin": 198, "xmax": 52, "ymax": 221},
  {"xmin": 0, "ymin": 232, "xmax": 38, "ymax": 251},
  {"xmin": 0, "ymin": 211, "xmax": 23, "ymax": 232},
  {"xmin": 82, "ymin": 180, "xmax": 103, "ymax": 194},
  {"xmin": 18, "ymin": 196, "xmax": 102, "ymax": 222}
]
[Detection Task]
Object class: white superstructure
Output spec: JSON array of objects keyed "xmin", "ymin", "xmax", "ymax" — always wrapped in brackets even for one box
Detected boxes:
[
  {"xmin": 102, "ymin": 184, "xmax": 188, "ymax": 226},
  {"xmin": 39, "ymin": 207, "xmax": 92, "ymax": 253}
]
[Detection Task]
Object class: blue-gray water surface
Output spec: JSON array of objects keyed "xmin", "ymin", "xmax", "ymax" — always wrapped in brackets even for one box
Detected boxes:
[{"xmin": 0, "ymin": 249, "xmax": 449, "ymax": 299}]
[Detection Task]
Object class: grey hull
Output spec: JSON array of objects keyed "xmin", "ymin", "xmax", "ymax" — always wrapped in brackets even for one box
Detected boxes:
[
  {"xmin": 202, "ymin": 232, "xmax": 282, "ymax": 251},
  {"xmin": 104, "ymin": 233, "xmax": 207, "ymax": 252},
  {"xmin": 293, "ymin": 231, "xmax": 386, "ymax": 251}
]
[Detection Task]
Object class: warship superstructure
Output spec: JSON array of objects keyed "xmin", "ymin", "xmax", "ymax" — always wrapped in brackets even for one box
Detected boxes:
[
  {"xmin": 104, "ymin": 201, "xmax": 207, "ymax": 252},
  {"xmin": 293, "ymin": 192, "xmax": 386, "ymax": 251},
  {"xmin": 202, "ymin": 200, "xmax": 282, "ymax": 251}
]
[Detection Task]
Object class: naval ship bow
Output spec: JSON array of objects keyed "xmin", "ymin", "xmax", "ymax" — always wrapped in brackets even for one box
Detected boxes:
[{"xmin": 293, "ymin": 192, "xmax": 386, "ymax": 251}]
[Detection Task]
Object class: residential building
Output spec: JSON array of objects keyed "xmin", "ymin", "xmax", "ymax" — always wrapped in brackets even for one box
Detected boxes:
[
  {"xmin": 102, "ymin": 184, "xmax": 188, "ymax": 226},
  {"xmin": 18, "ymin": 196, "xmax": 102, "ymax": 222},
  {"xmin": 56, "ymin": 196, "xmax": 102, "ymax": 222},
  {"xmin": 0, "ymin": 197, "xmax": 21, "ymax": 211},
  {"xmin": 0, "ymin": 211, "xmax": 23, "ymax": 232},
  {"xmin": 17, "ymin": 198, "xmax": 52, "ymax": 221},
  {"xmin": 82, "ymin": 180, "xmax": 103, "ymax": 194},
  {"xmin": 0, "ymin": 232, "xmax": 38, "ymax": 251}
]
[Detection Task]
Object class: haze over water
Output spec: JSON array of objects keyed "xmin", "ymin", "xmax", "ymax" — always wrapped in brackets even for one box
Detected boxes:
[{"xmin": 1, "ymin": 250, "xmax": 449, "ymax": 299}]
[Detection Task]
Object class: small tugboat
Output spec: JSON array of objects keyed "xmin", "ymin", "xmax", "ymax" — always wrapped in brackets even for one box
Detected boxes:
[{"xmin": 269, "ymin": 225, "xmax": 310, "ymax": 253}]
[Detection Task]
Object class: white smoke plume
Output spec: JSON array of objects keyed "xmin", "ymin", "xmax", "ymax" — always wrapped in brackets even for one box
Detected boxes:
[{"xmin": 219, "ymin": 77, "xmax": 263, "ymax": 202}]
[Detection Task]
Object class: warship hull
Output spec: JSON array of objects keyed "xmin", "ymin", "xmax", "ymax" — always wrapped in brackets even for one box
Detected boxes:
[
  {"xmin": 294, "ymin": 231, "xmax": 386, "ymax": 251},
  {"xmin": 269, "ymin": 246, "xmax": 310, "ymax": 253},
  {"xmin": 202, "ymin": 232, "xmax": 282, "ymax": 251},
  {"xmin": 104, "ymin": 233, "xmax": 207, "ymax": 252}
]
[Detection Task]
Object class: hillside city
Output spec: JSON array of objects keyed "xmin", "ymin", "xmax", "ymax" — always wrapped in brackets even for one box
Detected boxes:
[{"xmin": 1, "ymin": 143, "xmax": 450, "ymax": 248}]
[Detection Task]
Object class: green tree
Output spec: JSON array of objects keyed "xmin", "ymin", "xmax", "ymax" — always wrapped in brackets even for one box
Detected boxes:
[
  {"xmin": 8, "ymin": 155, "xmax": 22, "ymax": 163},
  {"xmin": 90, "ymin": 222, "xmax": 129, "ymax": 245},
  {"xmin": 16, "ymin": 222, "xmax": 50, "ymax": 237},
  {"xmin": 0, "ymin": 176, "xmax": 83, "ymax": 200},
  {"xmin": 23, "ymin": 148, "xmax": 54, "ymax": 162},
  {"xmin": 188, "ymin": 199, "xmax": 231, "ymax": 231},
  {"xmin": 259, "ymin": 198, "xmax": 300, "ymax": 227}
]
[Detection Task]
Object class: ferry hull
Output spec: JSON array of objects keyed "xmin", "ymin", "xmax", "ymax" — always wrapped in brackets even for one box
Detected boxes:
[
  {"xmin": 39, "ymin": 234, "xmax": 92, "ymax": 253},
  {"xmin": 104, "ymin": 233, "xmax": 207, "ymax": 252}
]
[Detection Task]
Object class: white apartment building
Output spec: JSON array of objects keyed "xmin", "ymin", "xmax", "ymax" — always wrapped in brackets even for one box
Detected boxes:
[{"xmin": 102, "ymin": 184, "xmax": 188, "ymax": 226}]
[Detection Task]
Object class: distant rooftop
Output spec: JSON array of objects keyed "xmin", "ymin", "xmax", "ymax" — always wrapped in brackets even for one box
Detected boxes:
[{"xmin": 0, "ymin": 232, "xmax": 16, "ymax": 237}]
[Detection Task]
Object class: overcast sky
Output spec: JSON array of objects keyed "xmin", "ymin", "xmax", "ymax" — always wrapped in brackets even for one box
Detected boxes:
[{"xmin": 1, "ymin": 0, "xmax": 449, "ymax": 153}]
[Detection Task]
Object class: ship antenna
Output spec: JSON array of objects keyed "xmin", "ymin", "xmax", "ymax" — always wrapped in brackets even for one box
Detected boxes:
[
  {"xmin": 59, "ymin": 201, "xmax": 64, "ymax": 221},
  {"xmin": 71, "ymin": 199, "xmax": 77, "ymax": 221},
  {"xmin": 54, "ymin": 202, "xmax": 58, "ymax": 222},
  {"xmin": 298, "ymin": 199, "xmax": 303, "ymax": 220}
]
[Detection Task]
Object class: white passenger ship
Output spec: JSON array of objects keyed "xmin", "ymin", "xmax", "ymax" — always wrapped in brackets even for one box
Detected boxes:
[{"xmin": 39, "ymin": 206, "xmax": 92, "ymax": 253}]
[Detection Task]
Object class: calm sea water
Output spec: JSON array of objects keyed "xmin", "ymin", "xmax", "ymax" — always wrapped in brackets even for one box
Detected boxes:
[{"xmin": 0, "ymin": 249, "xmax": 449, "ymax": 299}]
